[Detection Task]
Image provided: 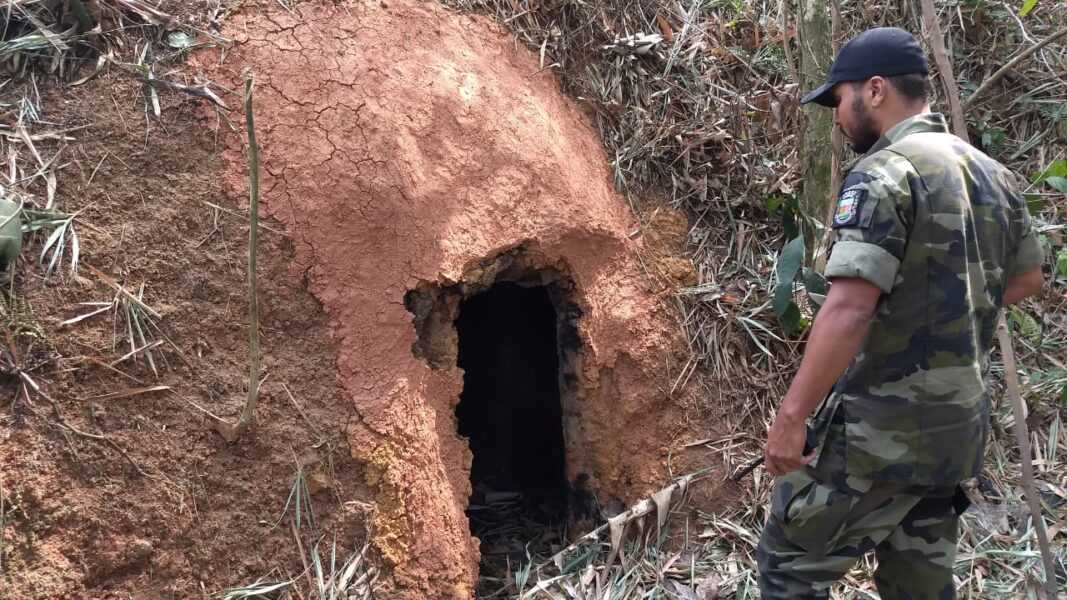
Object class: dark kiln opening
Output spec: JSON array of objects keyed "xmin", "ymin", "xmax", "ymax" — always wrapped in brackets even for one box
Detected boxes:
[
  {"xmin": 456, "ymin": 283, "xmax": 568, "ymax": 572},
  {"xmin": 404, "ymin": 249, "xmax": 591, "ymax": 587}
]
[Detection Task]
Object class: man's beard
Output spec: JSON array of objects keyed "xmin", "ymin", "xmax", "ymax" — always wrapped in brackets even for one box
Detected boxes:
[{"xmin": 847, "ymin": 95, "xmax": 881, "ymax": 154}]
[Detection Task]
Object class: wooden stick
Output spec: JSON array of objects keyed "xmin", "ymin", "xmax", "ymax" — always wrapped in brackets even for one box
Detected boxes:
[
  {"xmin": 0, "ymin": 461, "xmax": 5, "ymax": 573},
  {"xmin": 778, "ymin": 0, "xmax": 798, "ymax": 83},
  {"xmin": 921, "ymin": 5, "xmax": 1057, "ymax": 597},
  {"xmin": 997, "ymin": 316, "xmax": 1058, "ymax": 599},
  {"xmin": 217, "ymin": 72, "xmax": 262, "ymax": 442},
  {"xmin": 920, "ymin": 0, "xmax": 968, "ymax": 137},
  {"xmin": 963, "ymin": 27, "xmax": 1067, "ymax": 111}
]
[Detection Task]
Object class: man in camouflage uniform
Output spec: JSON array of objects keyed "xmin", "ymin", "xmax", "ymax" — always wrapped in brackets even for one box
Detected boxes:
[{"xmin": 757, "ymin": 27, "xmax": 1045, "ymax": 598}]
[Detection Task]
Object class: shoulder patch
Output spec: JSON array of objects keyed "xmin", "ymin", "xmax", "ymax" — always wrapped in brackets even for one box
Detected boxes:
[{"xmin": 833, "ymin": 187, "xmax": 867, "ymax": 228}]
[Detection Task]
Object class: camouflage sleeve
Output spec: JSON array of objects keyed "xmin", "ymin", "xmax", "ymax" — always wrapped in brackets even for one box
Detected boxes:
[
  {"xmin": 824, "ymin": 167, "xmax": 911, "ymax": 293},
  {"xmin": 1009, "ymin": 204, "xmax": 1043, "ymax": 275}
]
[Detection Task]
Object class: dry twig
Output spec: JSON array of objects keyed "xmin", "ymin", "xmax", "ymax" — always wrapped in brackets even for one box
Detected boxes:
[
  {"xmin": 18, "ymin": 370, "xmax": 147, "ymax": 477},
  {"xmin": 964, "ymin": 27, "xmax": 1067, "ymax": 111}
]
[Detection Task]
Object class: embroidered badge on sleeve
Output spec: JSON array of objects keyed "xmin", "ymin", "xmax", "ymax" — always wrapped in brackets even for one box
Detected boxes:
[{"xmin": 832, "ymin": 187, "xmax": 867, "ymax": 228}]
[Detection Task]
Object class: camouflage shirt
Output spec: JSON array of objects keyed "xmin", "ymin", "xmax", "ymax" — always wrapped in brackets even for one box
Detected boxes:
[{"xmin": 816, "ymin": 112, "xmax": 1043, "ymax": 486}]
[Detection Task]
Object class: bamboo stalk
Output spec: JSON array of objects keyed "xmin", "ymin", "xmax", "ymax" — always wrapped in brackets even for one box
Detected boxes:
[
  {"xmin": 778, "ymin": 0, "xmax": 797, "ymax": 84},
  {"xmin": 920, "ymin": 0, "xmax": 967, "ymax": 137},
  {"xmin": 796, "ymin": 0, "xmax": 834, "ymax": 262},
  {"xmin": 818, "ymin": 0, "xmax": 845, "ymax": 272},
  {"xmin": 997, "ymin": 316, "xmax": 1058, "ymax": 599},
  {"xmin": 217, "ymin": 72, "xmax": 262, "ymax": 443}
]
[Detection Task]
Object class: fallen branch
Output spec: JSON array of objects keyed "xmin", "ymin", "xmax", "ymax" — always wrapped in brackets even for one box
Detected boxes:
[
  {"xmin": 283, "ymin": 383, "xmax": 323, "ymax": 439},
  {"xmin": 82, "ymin": 355, "xmax": 145, "ymax": 384},
  {"xmin": 109, "ymin": 340, "xmax": 165, "ymax": 367},
  {"xmin": 199, "ymin": 201, "xmax": 288, "ymax": 235},
  {"xmin": 59, "ymin": 302, "xmax": 112, "ymax": 327},
  {"xmin": 963, "ymin": 27, "xmax": 1067, "ymax": 111},
  {"xmin": 171, "ymin": 390, "xmax": 226, "ymax": 422}
]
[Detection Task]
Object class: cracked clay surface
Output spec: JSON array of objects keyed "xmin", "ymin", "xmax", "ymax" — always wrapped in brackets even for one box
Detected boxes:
[{"xmin": 201, "ymin": 1, "xmax": 714, "ymax": 597}]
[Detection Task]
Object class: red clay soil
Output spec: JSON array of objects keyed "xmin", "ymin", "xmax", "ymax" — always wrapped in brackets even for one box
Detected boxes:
[
  {"xmin": 0, "ymin": 74, "xmax": 372, "ymax": 598},
  {"xmin": 198, "ymin": 2, "xmax": 724, "ymax": 598}
]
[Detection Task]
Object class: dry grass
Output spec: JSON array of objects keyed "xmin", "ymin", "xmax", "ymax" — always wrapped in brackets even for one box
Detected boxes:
[
  {"xmin": 2, "ymin": 1, "xmax": 232, "ymax": 288},
  {"xmin": 220, "ymin": 466, "xmax": 380, "ymax": 600}
]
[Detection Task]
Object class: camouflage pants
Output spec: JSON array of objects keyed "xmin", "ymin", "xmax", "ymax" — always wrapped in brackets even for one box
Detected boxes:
[{"xmin": 756, "ymin": 425, "xmax": 966, "ymax": 599}]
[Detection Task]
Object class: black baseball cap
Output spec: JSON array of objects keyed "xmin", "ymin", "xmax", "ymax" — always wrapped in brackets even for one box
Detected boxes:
[{"xmin": 801, "ymin": 27, "xmax": 929, "ymax": 107}]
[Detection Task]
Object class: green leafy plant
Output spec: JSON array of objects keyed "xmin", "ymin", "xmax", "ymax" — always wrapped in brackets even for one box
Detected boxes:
[
  {"xmin": 980, "ymin": 126, "xmax": 1007, "ymax": 157},
  {"xmin": 275, "ymin": 466, "xmax": 316, "ymax": 533},
  {"xmin": 1008, "ymin": 306, "xmax": 1042, "ymax": 346},
  {"xmin": 1023, "ymin": 159, "xmax": 1066, "ymax": 216},
  {"xmin": 509, "ymin": 546, "xmax": 534, "ymax": 599},
  {"xmin": 1032, "ymin": 159, "xmax": 1067, "ymax": 193},
  {"xmin": 763, "ymin": 194, "xmax": 801, "ymax": 240},
  {"xmin": 772, "ymin": 235, "xmax": 806, "ymax": 335},
  {"xmin": 767, "ymin": 192, "xmax": 829, "ymax": 336}
]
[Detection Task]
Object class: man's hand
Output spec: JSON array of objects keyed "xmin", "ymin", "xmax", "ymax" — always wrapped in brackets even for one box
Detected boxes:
[
  {"xmin": 765, "ymin": 412, "xmax": 815, "ymax": 475},
  {"xmin": 762, "ymin": 277, "xmax": 880, "ymax": 477}
]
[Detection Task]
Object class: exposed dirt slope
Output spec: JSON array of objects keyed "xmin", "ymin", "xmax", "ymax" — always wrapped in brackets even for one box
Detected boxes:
[{"xmin": 0, "ymin": 74, "xmax": 371, "ymax": 598}]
